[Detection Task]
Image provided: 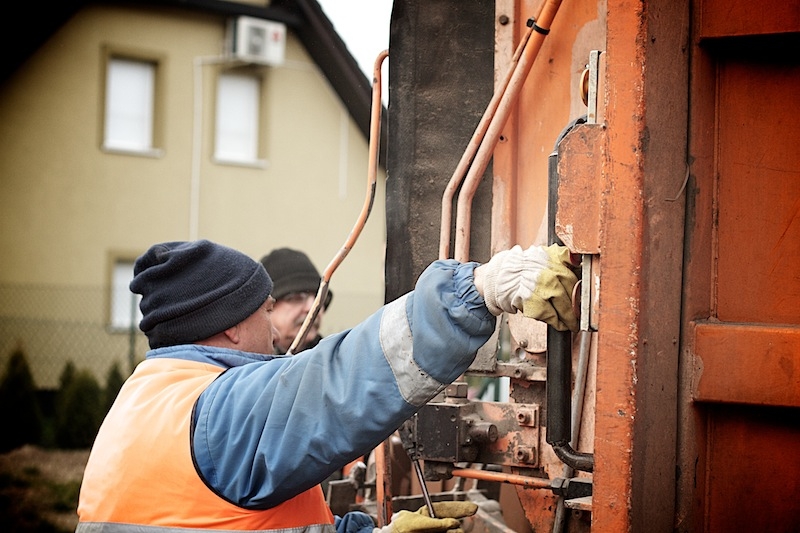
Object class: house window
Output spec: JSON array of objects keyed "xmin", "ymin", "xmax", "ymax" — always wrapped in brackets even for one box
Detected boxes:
[
  {"xmin": 110, "ymin": 260, "xmax": 141, "ymax": 330},
  {"xmin": 214, "ymin": 71, "xmax": 264, "ymax": 165},
  {"xmin": 104, "ymin": 57, "xmax": 157, "ymax": 154}
]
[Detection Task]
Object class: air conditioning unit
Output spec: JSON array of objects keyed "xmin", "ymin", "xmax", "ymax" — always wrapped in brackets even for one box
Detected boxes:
[{"xmin": 229, "ymin": 16, "xmax": 286, "ymax": 66}]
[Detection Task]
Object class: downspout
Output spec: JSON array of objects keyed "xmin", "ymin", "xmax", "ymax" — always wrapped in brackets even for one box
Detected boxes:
[{"xmin": 191, "ymin": 55, "xmax": 229, "ymax": 240}]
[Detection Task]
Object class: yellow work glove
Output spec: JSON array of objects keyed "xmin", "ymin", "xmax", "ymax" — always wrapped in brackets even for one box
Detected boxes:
[
  {"xmin": 390, "ymin": 501, "xmax": 478, "ymax": 533},
  {"xmin": 481, "ymin": 244, "xmax": 578, "ymax": 331}
]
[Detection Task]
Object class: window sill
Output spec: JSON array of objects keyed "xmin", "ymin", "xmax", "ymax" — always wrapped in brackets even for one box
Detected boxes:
[
  {"xmin": 102, "ymin": 145, "xmax": 164, "ymax": 158},
  {"xmin": 107, "ymin": 325, "xmax": 140, "ymax": 335},
  {"xmin": 212, "ymin": 156, "xmax": 269, "ymax": 169}
]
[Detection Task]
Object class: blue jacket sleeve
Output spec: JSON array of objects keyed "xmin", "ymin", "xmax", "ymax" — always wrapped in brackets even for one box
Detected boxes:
[
  {"xmin": 192, "ymin": 260, "xmax": 496, "ymax": 509},
  {"xmin": 335, "ymin": 511, "xmax": 376, "ymax": 533}
]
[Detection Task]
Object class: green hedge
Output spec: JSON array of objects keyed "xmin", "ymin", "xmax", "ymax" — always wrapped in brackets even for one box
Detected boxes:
[
  {"xmin": 0, "ymin": 349, "xmax": 43, "ymax": 452},
  {"xmin": 0, "ymin": 349, "xmax": 129, "ymax": 451}
]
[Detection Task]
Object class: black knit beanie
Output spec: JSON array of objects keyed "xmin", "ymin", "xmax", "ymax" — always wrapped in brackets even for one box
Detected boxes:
[
  {"xmin": 259, "ymin": 248, "xmax": 332, "ymax": 310},
  {"xmin": 130, "ymin": 240, "xmax": 273, "ymax": 349}
]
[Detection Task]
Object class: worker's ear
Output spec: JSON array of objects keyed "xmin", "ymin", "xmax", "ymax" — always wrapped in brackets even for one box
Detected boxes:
[{"xmin": 223, "ymin": 324, "xmax": 241, "ymax": 344}]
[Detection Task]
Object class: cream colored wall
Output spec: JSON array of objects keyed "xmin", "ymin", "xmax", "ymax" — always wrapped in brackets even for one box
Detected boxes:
[{"xmin": 0, "ymin": 4, "xmax": 386, "ymax": 386}]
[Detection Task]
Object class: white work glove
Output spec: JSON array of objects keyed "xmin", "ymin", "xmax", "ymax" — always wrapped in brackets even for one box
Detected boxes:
[{"xmin": 479, "ymin": 244, "xmax": 578, "ymax": 331}]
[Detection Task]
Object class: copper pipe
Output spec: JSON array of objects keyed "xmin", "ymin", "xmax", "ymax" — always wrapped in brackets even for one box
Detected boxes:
[
  {"xmin": 450, "ymin": 468, "xmax": 552, "ymax": 489},
  {"xmin": 288, "ymin": 50, "xmax": 388, "ymax": 355},
  {"xmin": 438, "ymin": 21, "xmax": 536, "ymax": 260},
  {"xmin": 453, "ymin": 0, "xmax": 563, "ymax": 262}
]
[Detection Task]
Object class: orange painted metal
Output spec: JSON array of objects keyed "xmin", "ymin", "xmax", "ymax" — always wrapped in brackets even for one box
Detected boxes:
[
  {"xmin": 702, "ymin": 405, "xmax": 800, "ymax": 531},
  {"xmin": 554, "ymin": 123, "xmax": 605, "ymax": 254},
  {"xmin": 491, "ymin": 1, "xmax": 607, "ymax": 530},
  {"xmin": 571, "ymin": 0, "xmax": 652, "ymax": 529},
  {"xmin": 492, "ymin": 0, "xmax": 603, "ymax": 252},
  {"xmin": 692, "ymin": 322, "xmax": 800, "ymax": 407},
  {"xmin": 714, "ymin": 59, "xmax": 800, "ymax": 326},
  {"xmin": 682, "ymin": 1, "xmax": 800, "ymax": 530},
  {"xmin": 485, "ymin": 0, "xmax": 800, "ymax": 529},
  {"xmin": 699, "ymin": 0, "xmax": 800, "ymax": 37},
  {"xmin": 452, "ymin": 0, "xmax": 563, "ymax": 262},
  {"xmin": 375, "ymin": 440, "xmax": 391, "ymax": 527}
]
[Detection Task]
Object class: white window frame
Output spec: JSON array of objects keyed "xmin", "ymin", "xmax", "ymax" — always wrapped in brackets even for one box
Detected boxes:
[
  {"xmin": 214, "ymin": 71, "xmax": 266, "ymax": 167},
  {"xmin": 103, "ymin": 56, "xmax": 162, "ymax": 156},
  {"xmin": 110, "ymin": 260, "xmax": 142, "ymax": 331}
]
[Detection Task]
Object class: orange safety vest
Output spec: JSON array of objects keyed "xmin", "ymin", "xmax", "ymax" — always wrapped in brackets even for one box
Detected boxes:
[{"xmin": 77, "ymin": 358, "xmax": 335, "ymax": 532}]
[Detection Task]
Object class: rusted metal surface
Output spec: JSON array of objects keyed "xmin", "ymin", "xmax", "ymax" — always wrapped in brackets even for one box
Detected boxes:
[
  {"xmin": 554, "ymin": 123, "xmax": 605, "ymax": 254},
  {"xmin": 681, "ymin": 1, "xmax": 800, "ymax": 530},
  {"xmin": 415, "ymin": 401, "xmax": 542, "ymax": 468},
  {"xmin": 389, "ymin": 0, "xmax": 800, "ymax": 530},
  {"xmin": 692, "ymin": 322, "xmax": 800, "ymax": 407},
  {"xmin": 453, "ymin": 0, "xmax": 564, "ymax": 262},
  {"xmin": 506, "ymin": 313, "xmax": 548, "ymax": 354},
  {"xmin": 715, "ymin": 58, "xmax": 800, "ymax": 325},
  {"xmin": 492, "ymin": 0, "xmax": 604, "ymax": 252},
  {"xmin": 589, "ymin": 0, "xmax": 645, "ymax": 528},
  {"xmin": 702, "ymin": 405, "xmax": 800, "ymax": 531},
  {"xmin": 699, "ymin": 0, "xmax": 800, "ymax": 38},
  {"xmin": 592, "ymin": 0, "xmax": 690, "ymax": 530},
  {"xmin": 492, "ymin": 2, "xmax": 605, "ymax": 531},
  {"xmin": 678, "ymin": 4, "xmax": 719, "ymax": 528},
  {"xmin": 374, "ymin": 440, "xmax": 391, "ymax": 527}
]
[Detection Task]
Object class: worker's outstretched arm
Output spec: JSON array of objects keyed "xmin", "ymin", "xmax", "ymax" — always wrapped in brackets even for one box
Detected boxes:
[{"xmin": 192, "ymin": 246, "xmax": 577, "ymax": 509}]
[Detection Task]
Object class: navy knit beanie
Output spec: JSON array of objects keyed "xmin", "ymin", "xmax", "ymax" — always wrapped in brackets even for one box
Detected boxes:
[
  {"xmin": 130, "ymin": 240, "xmax": 273, "ymax": 349},
  {"xmin": 259, "ymin": 248, "xmax": 332, "ymax": 310}
]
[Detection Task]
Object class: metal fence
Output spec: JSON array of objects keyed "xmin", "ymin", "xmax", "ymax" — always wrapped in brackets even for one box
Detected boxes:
[{"xmin": 0, "ymin": 283, "xmax": 148, "ymax": 390}]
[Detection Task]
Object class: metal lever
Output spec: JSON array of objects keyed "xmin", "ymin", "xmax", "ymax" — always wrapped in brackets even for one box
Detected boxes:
[
  {"xmin": 400, "ymin": 418, "xmax": 436, "ymax": 518},
  {"xmin": 412, "ymin": 457, "xmax": 436, "ymax": 518}
]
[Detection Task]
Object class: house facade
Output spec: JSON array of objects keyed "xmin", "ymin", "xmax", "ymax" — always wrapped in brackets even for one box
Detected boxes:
[{"xmin": 0, "ymin": 0, "xmax": 388, "ymax": 388}]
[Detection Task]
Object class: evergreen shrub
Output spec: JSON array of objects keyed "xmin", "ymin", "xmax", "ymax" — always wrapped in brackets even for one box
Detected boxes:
[{"xmin": 0, "ymin": 349, "xmax": 44, "ymax": 452}]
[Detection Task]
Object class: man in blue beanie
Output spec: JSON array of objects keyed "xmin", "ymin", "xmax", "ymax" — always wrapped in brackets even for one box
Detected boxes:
[{"xmin": 77, "ymin": 239, "xmax": 579, "ymax": 533}]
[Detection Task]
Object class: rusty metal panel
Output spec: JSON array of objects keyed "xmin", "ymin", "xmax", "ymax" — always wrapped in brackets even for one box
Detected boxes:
[
  {"xmin": 699, "ymin": 0, "xmax": 800, "ymax": 38},
  {"xmin": 716, "ymin": 59, "xmax": 800, "ymax": 325},
  {"xmin": 683, "ymin": 6, "xmax": 800, "ymax": 529},
  {"xmin": 555, "ymin": 123, "xmax": 605, "ymax": 254},
  {"xmin": 692, "ymin": 322, "xmax": 800, "ymax": 407},
  {"xmin": 416, "ymin": 401, "xmax": 541, "ymax": 468},
  {"xmin": 703, "ymin": 405, "xmax": 800, "ymax": 531},
  {"xmin": 492, "ymin": 0, "xmax": 605, "ymax": 251}
]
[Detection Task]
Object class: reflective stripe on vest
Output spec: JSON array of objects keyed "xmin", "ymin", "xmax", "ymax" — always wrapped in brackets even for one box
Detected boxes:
[
  {"xmin": 77, "ymin": 358, "xmax": 335, "ymax": 531},
  {"xmin": 77, "ymin": 523, "xmax": 335, "ymax": 533}
]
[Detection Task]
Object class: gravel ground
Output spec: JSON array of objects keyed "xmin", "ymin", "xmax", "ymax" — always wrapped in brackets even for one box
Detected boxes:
[{"xmin": 0, "ymin": 445, "xmax": 89, "ymax": 532}]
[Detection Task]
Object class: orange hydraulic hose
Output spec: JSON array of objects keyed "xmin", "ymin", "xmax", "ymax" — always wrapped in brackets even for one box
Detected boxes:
[
  {"xmin": 287, "ymin": 50, "xmax": 388, "ymax": 356},
  {"xmin": 438, "ymin": 9, "xmax": 540, "ymax": 260},
  {"xmin": 453, "ymin": 0, "xmax": 563, "ymax": 262}
]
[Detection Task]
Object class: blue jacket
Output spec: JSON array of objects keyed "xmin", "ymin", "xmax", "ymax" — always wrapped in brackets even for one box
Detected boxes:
[{"xmin": 147, "ymin": 260, "xmax": 494, "ymax": 525}]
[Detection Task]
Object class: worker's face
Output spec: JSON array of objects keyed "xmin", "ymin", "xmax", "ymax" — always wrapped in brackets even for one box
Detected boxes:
[
  {"xmin": 236, "ymin": 297, "xmax": 279, "ymax": 355},
  {"xmin": 271, "ymin": 291, "xmax": 325, "ymax": 354}
]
